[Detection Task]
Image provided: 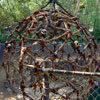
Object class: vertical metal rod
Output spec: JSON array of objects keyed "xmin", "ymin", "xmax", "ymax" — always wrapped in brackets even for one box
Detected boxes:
[{"xmin": 43, "ymin": 61, "xmax": 49, "ymax": 100}]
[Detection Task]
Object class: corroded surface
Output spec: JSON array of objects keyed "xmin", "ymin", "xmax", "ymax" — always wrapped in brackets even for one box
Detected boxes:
[{"xmin": 2, "ymin": 0, "xmax": 99, "ymax": 99}]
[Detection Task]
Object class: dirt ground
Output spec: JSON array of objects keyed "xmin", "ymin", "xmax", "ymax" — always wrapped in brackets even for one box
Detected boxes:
[{"xmin": 0, "ymin": 66, "xmax": 23, "ymax": 100}]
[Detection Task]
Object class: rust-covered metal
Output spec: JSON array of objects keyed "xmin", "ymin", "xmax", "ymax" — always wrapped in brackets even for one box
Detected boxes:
[{"xmin": 2, "ymin": 0, "xmax": 99, "ymax": 100}]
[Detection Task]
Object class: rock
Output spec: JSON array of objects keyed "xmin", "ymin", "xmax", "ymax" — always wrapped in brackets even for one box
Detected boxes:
[
  {"xmin": 7, "ymin": 88, "xmax": 11, "ymax": 92},
  {"xmin": 0, "ymin": 43, "xmax": 5, "ymax": 61}
]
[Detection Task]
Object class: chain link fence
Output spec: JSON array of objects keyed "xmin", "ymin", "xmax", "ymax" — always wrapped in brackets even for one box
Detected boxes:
[{"xmin": 16, "ymin": 66, "xmax": 100, "ymax": 100}]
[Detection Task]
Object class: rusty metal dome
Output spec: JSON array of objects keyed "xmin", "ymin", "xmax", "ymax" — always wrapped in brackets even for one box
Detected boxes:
[{"xmin": 2, "ymin": 0, "xmax": 99, "ymax": 99}]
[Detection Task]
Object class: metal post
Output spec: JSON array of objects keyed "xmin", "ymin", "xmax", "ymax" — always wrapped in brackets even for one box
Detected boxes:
[{"xmin": 43, "ymin": 61, "xmax": 49, "ymax": 100}]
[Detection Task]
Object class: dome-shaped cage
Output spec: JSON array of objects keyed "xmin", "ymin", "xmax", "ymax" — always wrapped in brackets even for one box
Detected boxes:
[{"xmin": 2, "ymin": 0, "xmax": 99, "ymax": 100}]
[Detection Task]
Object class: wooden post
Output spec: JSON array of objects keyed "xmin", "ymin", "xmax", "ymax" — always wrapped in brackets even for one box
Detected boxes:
[{"xmin": 43, "ymin": 61, "xmax": 49, "ymax": 100}]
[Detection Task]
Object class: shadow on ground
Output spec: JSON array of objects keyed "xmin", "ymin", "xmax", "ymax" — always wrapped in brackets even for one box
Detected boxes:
[{"xmin": 0, "ymin": 67, "xmax": 23, "ymax": 100}]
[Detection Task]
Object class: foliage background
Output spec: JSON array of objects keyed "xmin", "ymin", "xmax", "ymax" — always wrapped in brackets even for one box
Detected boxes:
[{"xmin": 0, "ymin": 0, "xmax": 100, "ymax": 42}]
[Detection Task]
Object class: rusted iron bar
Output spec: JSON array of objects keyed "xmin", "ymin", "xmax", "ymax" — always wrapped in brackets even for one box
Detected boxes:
[
  {"xmin": 41, "ymin": 0, "xmax": 74, "ymax": 17},
  {"xmin": 39, "ymin": 68, "xmax": 100, "ymax": 76},
  {"xmin": 24, "ymin": 64, "xmax": 100, "ymax": 76}
]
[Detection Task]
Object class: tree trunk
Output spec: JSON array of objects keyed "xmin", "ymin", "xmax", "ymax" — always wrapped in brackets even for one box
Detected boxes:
[{"xmin": 74, "ymin": 0, "xmax": 81, "ymax": 16}]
